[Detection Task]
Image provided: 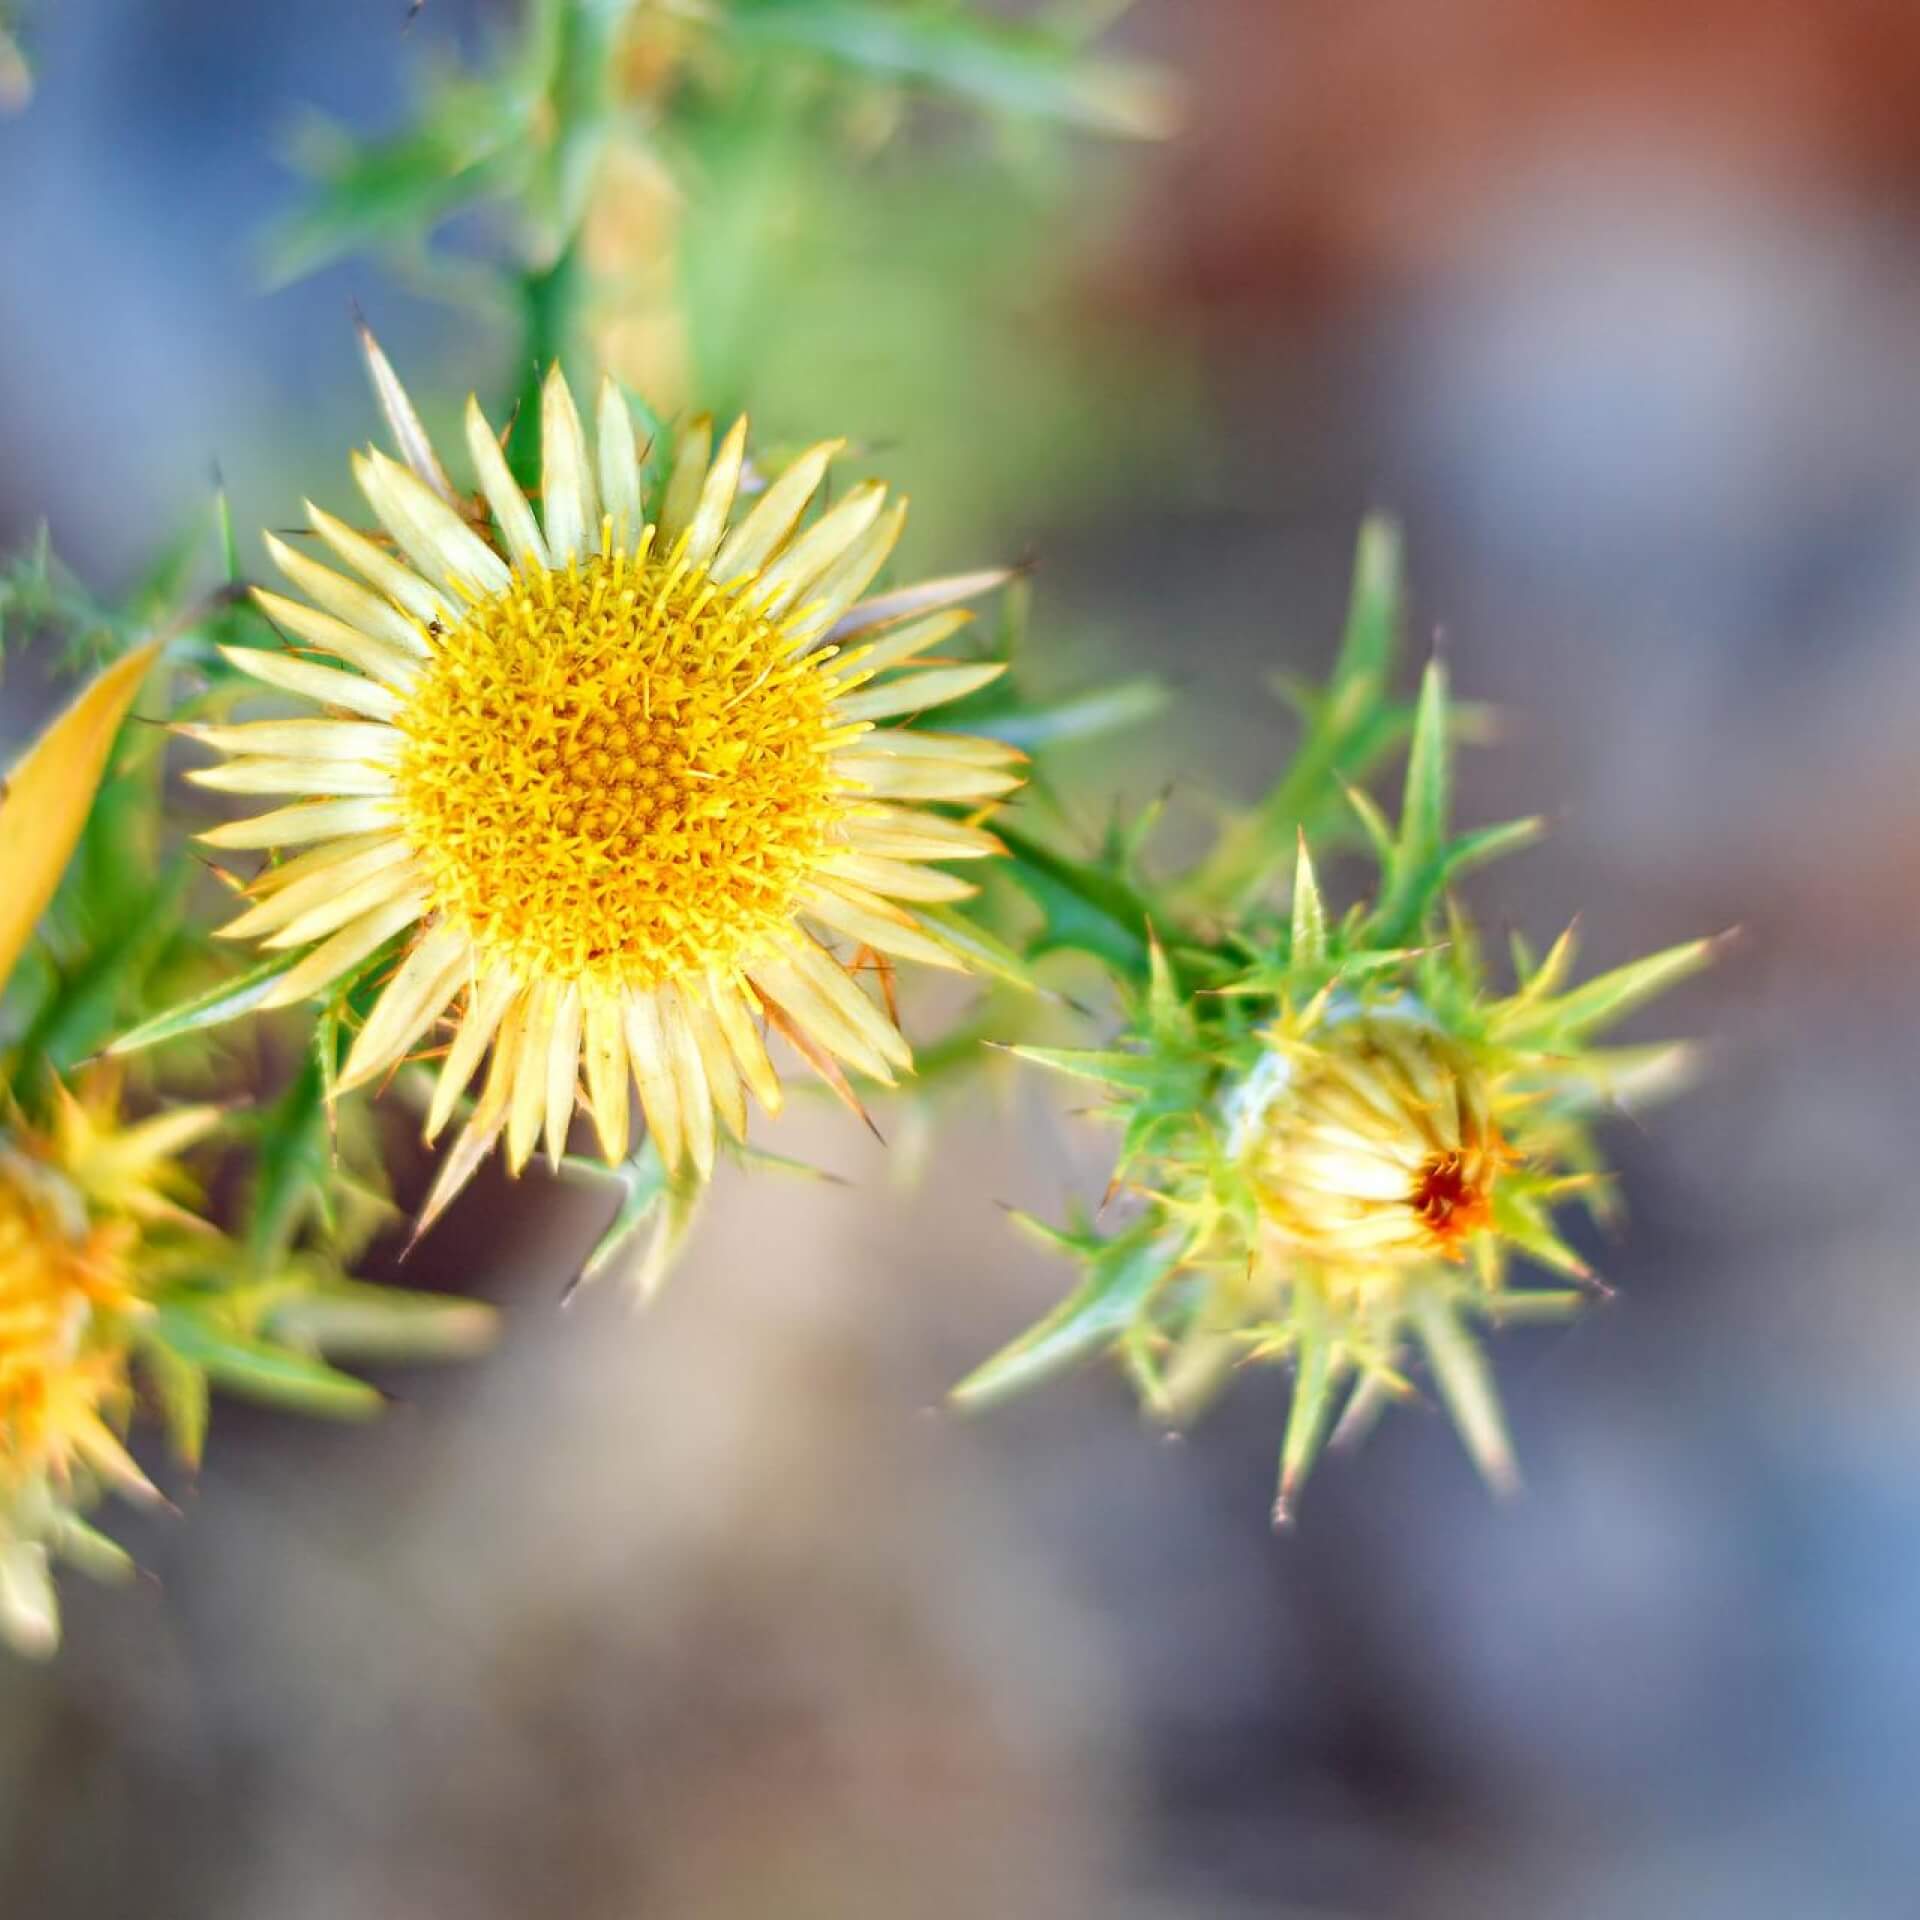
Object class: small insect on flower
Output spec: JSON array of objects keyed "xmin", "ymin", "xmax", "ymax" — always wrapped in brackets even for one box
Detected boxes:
[{"xmin": 185, "ymin": 336, "xmax": 1022, "ymax": 1232}]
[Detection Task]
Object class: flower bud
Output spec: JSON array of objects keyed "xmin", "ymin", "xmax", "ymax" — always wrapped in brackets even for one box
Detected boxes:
[{"xmin": 1249, "ymin": 1019, "xmax": 1503, "ymax": 1268}]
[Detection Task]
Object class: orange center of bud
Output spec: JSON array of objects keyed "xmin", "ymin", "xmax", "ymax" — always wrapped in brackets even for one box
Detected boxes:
[{"xmin": 1410, "ymin": 1147, "xmax": 1497, "ymax": 1250}]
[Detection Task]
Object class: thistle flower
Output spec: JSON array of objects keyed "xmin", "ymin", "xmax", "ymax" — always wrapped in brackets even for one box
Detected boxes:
[
  {"xmin": 0, "ymin": 1062, "xmax": 494, "ymax": 1655},
  {"xmin": 959, "ymin": 522, "xmax": 1714, "ymax": 1517},
  {"xmin": 0, "ymin": 1075, "xmax": 215, "ymax": 1649},
  {"xmin": 0, "ymin": 1081, "xmax": 216, "ymax": 1492},
  {"xmin": 186, "ymin": 341, "xmax": 1019, "ymax": 1229}
]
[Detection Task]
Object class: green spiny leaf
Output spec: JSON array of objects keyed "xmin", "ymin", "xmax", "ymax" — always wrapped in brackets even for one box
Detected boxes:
[
  {"xmin": 571, "ymin": 1140, "xmax": 706, "ymax": 1299},
  {"xmin": 141, "ymin": 1339, "xmax": 211, "ymax": 1469},
  {"xmin": 723, "ymin": 0, "xmax": 1177, "ymax": 138},
  {"xmin": 1181, "ymin": 516, "xmax": 1409, "ymax": 909},
  {"xmin": 1342, "ymin": 778, "xmax": 1396, "ymax": 870},
  {"xmin": 962, "ymin": 676, "xmax": 1167, "ymax": 750},
  {"xmin": 1144, "ymin": 929, "xmax": 1181, "ymax": 1039},
  {"xmin": 260, "ymin": 77, "xmax": 531, "ymax": 287},
  {"xmin": 919, "ymin": 905, "xmax": 1038, "ymax": 992},
  {"xmin": 246, "ymin": 1050, "xmax": 332, "ymax": 1265},
  {"xmin": 1000, "ymin": 1044, "xmax": 1160, "ymax": 1094},
  {"xmin": 1371, "ymin": 658, "xmax": 1451, "ymax": 943},
  {"xmin": 1289, "ymin": 832, "xmax": 1327, "ymax": 970},
  {"xmin": 1488, "ymin": 1184, "xmax": 1594, "ymax": 1281},
  {"xmin": 1496, "ymin": 935, "xmax": 1719, "ymax": 1048},
  {"xmin": 143, "ymin": 1305, "xmax": 382, "ymax": 1421},
  {"xmin": 262, "ymin": 1281, "xmax": 496, "ymax": 1363},
  {"xmin": 997, "ymin": 821, "xmax": 1154, "ymax": 982},
  {"xmin": 1330, "ymin": 514, "xmax": 1403, "ymax": 708},
  {"xmin": 950, "ymin": 1221, "xmax": 1188, "ymax": 1408},
  {"xmin": 1275, "ymin": 1294, "xmax": 1343, "ymax": 1523},
  {"xmin": 1472, "ymin": 1288, "xmax": 1589, "ymax": 1326},
  {"xmin": 108, "ymin": 950, "xmax": 308, "ymax": 1058},
  {"xmin": 1511, "ymin": 920, "xmax": 1578, "ymax": 1008},
  {"xmin": 46, "ymin": 1512, "xmax": 135, "ymax": 1587},
  {"xmin": 13, "ymin": 867, "xmax": 190, "ymax": 1075},
  {"xmin": 1381, "ymin": 815, "xmax": 1546, "ymax": 961},
  {"xmin": 1407, "ymin": 1288, "xmax": 1517, "ymax": 1494}
]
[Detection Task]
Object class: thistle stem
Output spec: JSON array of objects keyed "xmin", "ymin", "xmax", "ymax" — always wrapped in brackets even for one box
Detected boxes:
[{"xmin": 508, "ymin": 0, "xmax": 629, "ymax": 487}]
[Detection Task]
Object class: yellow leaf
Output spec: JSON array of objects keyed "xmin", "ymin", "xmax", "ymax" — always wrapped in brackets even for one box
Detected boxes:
[{"xmin": 0, "ymin": 640, "xmax": 162, "ymax": 990}]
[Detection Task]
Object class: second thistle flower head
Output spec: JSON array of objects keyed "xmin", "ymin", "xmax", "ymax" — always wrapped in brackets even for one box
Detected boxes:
[
  {"xmin": 0, "ymin": 1075, "xmax": 220, "ymax": 1652},
  {"xmin": 961, "ymin": 521, "xmax": 1716, "ymax": 1518},
  {"xmin": 185, "ymin": 336, "xmax": 1021, "ymax": 1229}
]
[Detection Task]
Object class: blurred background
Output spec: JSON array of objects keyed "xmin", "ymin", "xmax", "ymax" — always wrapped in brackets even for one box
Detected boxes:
[{"xmin": 4, "ymin": 2, "xmax": 1919, "ymax": 1915}]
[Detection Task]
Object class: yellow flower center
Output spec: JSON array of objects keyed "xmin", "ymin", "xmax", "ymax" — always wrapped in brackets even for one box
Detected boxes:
[
  {"xmin": 394, "ymin": 548, "xmax": 846, "ymax": 992},
  {"xmin": 1251, "ymin": 1020, "xmax": 1504, "ymax": 1267}
]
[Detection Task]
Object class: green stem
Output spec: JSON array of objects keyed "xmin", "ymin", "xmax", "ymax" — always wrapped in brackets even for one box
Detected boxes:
[
  {"xmin": 507, "ymin": 0, "xmax": 630, "ymax": 485},
  {"xmin": 510, "ymin": 243, "xmax": 583, "ymax": 491}
]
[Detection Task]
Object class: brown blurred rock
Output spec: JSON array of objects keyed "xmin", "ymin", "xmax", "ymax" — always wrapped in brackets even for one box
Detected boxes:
[{"xmin": 1131, "ymin": 0, "xmax": 1920, "ymax": 319}]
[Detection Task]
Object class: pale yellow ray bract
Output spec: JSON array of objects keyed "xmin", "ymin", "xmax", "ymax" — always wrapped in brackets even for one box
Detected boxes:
[{"xmin": 0, "ymin": 640, "xmax": 162, "ymax": 990}]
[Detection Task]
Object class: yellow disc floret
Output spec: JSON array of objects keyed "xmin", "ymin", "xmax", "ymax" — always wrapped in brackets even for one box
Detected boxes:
[{"xmin": 394, "ymin": 541, "xmax": 846, "ymax": 994}]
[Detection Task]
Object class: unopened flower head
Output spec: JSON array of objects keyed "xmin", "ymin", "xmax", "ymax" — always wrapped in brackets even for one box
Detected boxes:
[
  {"xmin": 187, "ymin": 344, "xmax": 1019, "ymax": 1229},
  {"xmin": 957, "ymin": 524, "xmax": 1714, "ymax": 1517},
  {"xmin": 1244, "ymin": 1016, "xmax": 1504, "ymax": 1270},
  {"xmin": 975, "ymin": 920, "xmax": 1708, "ymax": 1518}
]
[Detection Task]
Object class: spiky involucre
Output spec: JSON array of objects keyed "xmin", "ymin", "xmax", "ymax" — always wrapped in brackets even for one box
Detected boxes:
[
  {"xmin": 958, "ymin": 631, "xmax": 1713, "ymax": 1520},
  {"xmin": 187, "ymin": 351, "xmax": 1022, "ymax": 1231}
]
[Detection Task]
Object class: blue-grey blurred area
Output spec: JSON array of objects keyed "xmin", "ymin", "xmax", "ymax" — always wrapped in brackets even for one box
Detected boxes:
[
  {"xmin": 0, "ymin": 0, "xmax": 511, "ymax": 590},
  {"xmin": 6, "ymin": 2, "xmax": 1920, "ymax": 1916}
]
